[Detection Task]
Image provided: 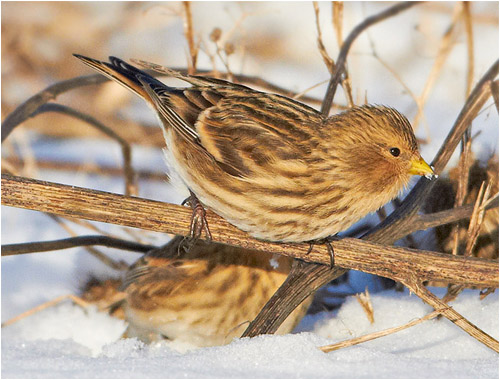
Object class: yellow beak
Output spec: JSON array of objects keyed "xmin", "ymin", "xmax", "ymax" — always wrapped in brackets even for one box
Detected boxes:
[{"xmin": 409, "ymin": 156, "xmax": 435, "ymax": 178}]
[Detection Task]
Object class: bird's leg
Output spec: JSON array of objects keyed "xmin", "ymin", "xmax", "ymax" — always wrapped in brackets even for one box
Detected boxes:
[
  {"xmin": 181, "ymin": 190, "xmax": 212, "ymax": 252},
  {"xmin": 305, "ymin": 235, "xmax": 339, "ymax": 269}
]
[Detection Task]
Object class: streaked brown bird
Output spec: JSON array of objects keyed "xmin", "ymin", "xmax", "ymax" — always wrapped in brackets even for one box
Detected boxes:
[
  {"xmin": 78, "ymin": 238, "xmax": 310, "ymax": 346},
  {"xmin": 74, "ymin": 54, "xmax": 434, "ymax": 246},
  {"xmin": 120, "ymin": 236, "xmax": 311, "ymax": 346}
]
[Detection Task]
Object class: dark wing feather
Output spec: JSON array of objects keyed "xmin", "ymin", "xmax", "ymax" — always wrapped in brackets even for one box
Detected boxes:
[{"xmin": 137, "ymin": 76, "xmax": 200, "ymax": 143}]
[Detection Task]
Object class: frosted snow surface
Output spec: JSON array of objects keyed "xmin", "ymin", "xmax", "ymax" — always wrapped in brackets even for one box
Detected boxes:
[{"xmin": 2, "ymin": 288, "xmax": 498, "ymax": 378}]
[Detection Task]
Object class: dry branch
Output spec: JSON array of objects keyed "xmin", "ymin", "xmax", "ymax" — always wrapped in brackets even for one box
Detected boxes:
[
  {"xmin": 320, "ymin": 1, "xmax": 423, "ymax": 115},
  {"xmin": 2, "ymin": 235, "xmax": 155, "ymax": 256},
  {"xmin": 3, "ymin": 156, "xmax": 166, "ymax": 182},
  {"xmin": 2, "ymin": 174, "xmax": 497, "ymax": 289},
  {"xmin": 1, "ymin": 74, "xmax": 109, "ymax": 142},
  {"xmin": 30, "ymin": 103, "xmax": 137, "ymax": 196}
]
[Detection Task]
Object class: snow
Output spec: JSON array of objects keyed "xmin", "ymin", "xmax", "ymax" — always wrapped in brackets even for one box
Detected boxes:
[
  {"xmin": 2, "ymin": 288, "xmax": 498, "ymax": 378},
  {"xmin": 2, "ymin": 2, "xmax": 499, "ymax": 378}
]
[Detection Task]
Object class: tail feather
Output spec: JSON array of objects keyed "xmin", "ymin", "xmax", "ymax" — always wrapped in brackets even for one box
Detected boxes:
[
  {"xmin": 73, "ymin": 54, "xmax": 167, "ymax": 102},
  {"xmin": 74, "ymin": 54, "xmax": 202, "ymax": 145}
]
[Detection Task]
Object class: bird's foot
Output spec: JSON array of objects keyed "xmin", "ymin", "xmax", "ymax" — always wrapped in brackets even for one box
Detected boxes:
[
  {"xmin": 306, "ymin": 236, "xmax": 339, "ymax": 269},
  {"xmin": 180, "ymin": 191, "xmax": 212, "ymax": 253}
]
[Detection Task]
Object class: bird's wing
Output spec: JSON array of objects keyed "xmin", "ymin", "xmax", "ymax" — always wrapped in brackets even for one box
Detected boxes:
[
  {"xmin": 132, "ymin": 60, "xmax": 324, "ymax": 176},
  {"xmin": 75, "ymin": 55, "xmax": 322, "ymax": 178}
]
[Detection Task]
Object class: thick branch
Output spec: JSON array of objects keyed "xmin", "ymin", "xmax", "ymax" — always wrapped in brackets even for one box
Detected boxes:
[{"xmin": 2, "ymin": 174, "xmax": 497, "ymax": 288}]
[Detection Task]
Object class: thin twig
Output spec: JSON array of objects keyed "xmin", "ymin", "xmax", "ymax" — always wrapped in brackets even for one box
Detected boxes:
[
  {"xmin": 319, "ymin": 310, "xmax": 441, "ymax": 353},
  {"xmin": 320, "ymin": 1, "xmax": 422, "ymax": 115},
  {"xmin": 1, "ymin": 295, "xmax": 91, "ymax": 328},
  {"xmin": 1, "ymin": 74, "xmax": 109, "ymax": 142},
  {"xmin": 415, "ymin": 195, "xmax": 498, "ymax": 230},
  {"xmin": 2, "ymin": 235, "xmax": 155, "ymax": 256},
  {"xmin": 491, "ymin": 80, "xmax": 499, "ymax": 111},
  {"xmin": 30, "ymin": 103, "xmax": 137, "ymax": 196},
  {"xmin": 3, "ymin": 156, "xmax": 166, "ymax": 182},
  {"xmin": 45, "ymin": 214, "xmax": 128, "ymax": 270}
]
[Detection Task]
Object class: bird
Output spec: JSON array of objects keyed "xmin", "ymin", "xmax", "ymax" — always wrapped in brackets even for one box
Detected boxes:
[
  {"xmin": 73, "ymin": 54, "xmax": 435, "ymax": 249},
  {"xmin": 120, "ymin": 236, "xmax": 311, "ymax": 346}
]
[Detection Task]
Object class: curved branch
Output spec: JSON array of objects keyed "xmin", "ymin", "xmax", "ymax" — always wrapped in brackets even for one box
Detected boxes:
[
  {"xmin": 320, "ymin": 1, "xmax": 423, "ymax": 115},
  {"xmin": 1, "ymin": 69, "xmax": 332, "ymax": 144},
  {"xmin": 1, "ymin": 74, "xmax": 108, "ymax": 142},
  {"xmin": 30, "ymin": 103, "xmax": 137, "ymax": 196}
]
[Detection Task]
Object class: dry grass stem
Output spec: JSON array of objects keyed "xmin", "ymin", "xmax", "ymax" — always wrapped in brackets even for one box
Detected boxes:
[
  {"xmin": 355, "ymin": 288, "xmax": 374, "ymax": 324},
  {"xmin": 182, "ymin": 2, "xmax": 199, "ymax": 74},
  {"xmin": 451, "ymin": 139, "xmax": 473, "ymax": 257},
  {"xmin": 465, "ymin": 181, "xmax": 492, "ymax": 257},
  {"xmin": 441, "ymin": 180, "xmax": 494, "ymax": 303},
  {"xmin": 404, "ymin": 276, "xmax": 498, "ymax": 352},
  {"xmin": 412, "ymin": 3, "xmax": 462, "ymax": 129},
  {"xmin": 463, "ymin": 2, "xmax": 475, "ymax": 97},
  {"xmin": 314, "ymin": 2, "xmax": 354, "ymax": 107},
  {"xmin": 332, "ymin": 2, "xmax": 344, "ymax": 47},
  {"xmin": 292, "ymin": 79, "xmax": 329, "ymax": 101},
  {"xmin": 319, "ymin": 310, "xmax": 441, "ymax": 353},
  {"xmin": 313, "ymin": 2, "xmax": 334, "ymax": 74},
  {"xmin": 1, "ymin": 295, "xmax": 91, "ymax": 328}
]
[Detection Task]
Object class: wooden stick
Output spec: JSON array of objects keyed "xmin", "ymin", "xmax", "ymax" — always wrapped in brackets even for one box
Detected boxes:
[{"xmin": 2, "ymin": 174, "xmax": 497, "ymax": 289}]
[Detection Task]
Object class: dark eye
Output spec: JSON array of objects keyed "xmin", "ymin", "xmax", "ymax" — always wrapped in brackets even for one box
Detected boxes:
[{"xmin": 389, "ymin": 147, "xmax": 400, "ymax": 157}]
